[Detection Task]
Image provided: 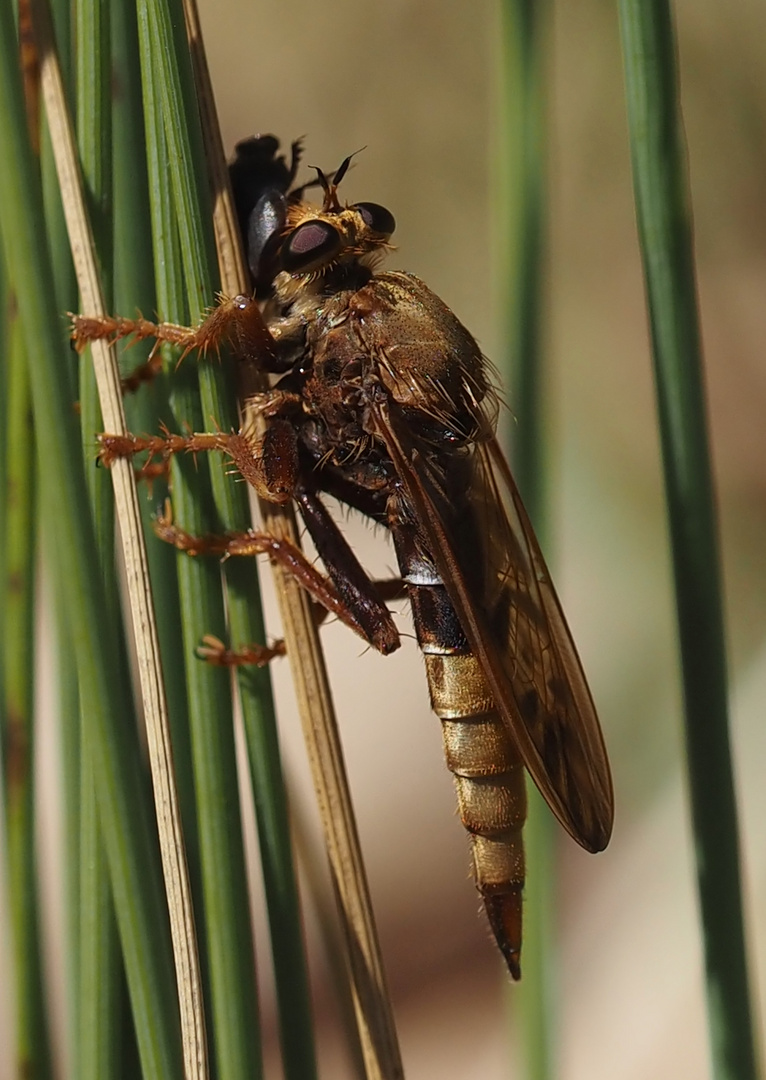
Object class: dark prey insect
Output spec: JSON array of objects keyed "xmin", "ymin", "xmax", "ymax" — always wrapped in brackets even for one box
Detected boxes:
[{"xmin": 73, "ymin": 136, "xmax": 614, "ymax": 978}]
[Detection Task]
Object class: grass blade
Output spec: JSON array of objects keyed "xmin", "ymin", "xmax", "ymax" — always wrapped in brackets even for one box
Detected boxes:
[
  {"xmin": 3, "ymin": 297, "xmax": 52, "ymax": 1080},
  {"xmin": 182, "ymin": 3, "xmax": 403, "ymax": 1073},
  {"xmin": 111, "ymin": 0, "xmax": 193, "ymax": 816},
  {"xmin": 497, "ymin": 3, "xmax": 555, "ymax": 1076},
  {"xmin": 0, "ymin": 4, "xmax": 185, "ymax": 1075},
  {"xmin": 74, "ymin": 3, "xmax": 127, "ymax": 1075},
  {"xmin": 136, "ymin": 1, "xmax": 265, "ymax": 1075},
  {"xmin": 617, "ymin": 4, "xmax": 760, "ymax": 1077}
]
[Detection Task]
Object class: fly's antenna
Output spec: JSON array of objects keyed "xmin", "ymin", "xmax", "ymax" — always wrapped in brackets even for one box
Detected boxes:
[{"xmin": 311, "ymin": 146, "xmax": 366, "ymax": 212}]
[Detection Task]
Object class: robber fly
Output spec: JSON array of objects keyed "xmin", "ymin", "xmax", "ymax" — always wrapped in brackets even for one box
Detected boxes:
[{"xmin": 74, "ymin": 136, "xmax": 614, "ymax": 978}]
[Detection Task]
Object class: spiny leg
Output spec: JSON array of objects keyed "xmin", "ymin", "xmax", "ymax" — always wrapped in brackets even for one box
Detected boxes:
[
  {"xmin": 119, "ymin": 352, "xmax": 165, "ymax": 394},
  {"xmin": 98, "ymin": 413, "xmax": 300, "ymax": 503},
  {"xmin": 75, "ymin": 296, "xmax": 323, "ymax": 658},
  {"xmin": 97, "ymin": 411, "xmax": 375, "ymax": 662},
  {"xmin": 197, "ymin": 634, "xmax": 287, "ymax": 668},
  {"xmin": 80, "ymin": 302, "xmax": 401, "ymax": 655},
  {"xmin": 196, "ymin": 569, "xmax": 406, "ymax": 667},
  {"xmin": 71, "ymin": 293, "xmax": 279, "ymax": 370},
  {"xmin": 98, "ymin": 429, "xmax": 405, "ymax": 663},
  {"xmin": 99, "ymin": 429, "xmax": 257, "ymax": 486},
  {"xmin": 295, "ymin": 487, "xmax": 400, "ymax": 655},
  {"xmin": 152, "ymin": 506, "xmax": 393, "ymax": 651}
]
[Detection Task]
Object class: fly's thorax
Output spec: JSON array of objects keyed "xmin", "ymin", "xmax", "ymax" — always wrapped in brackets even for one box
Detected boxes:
[
  {"xmin": 345, "ymin": 271, "xmax": 495, "ymax": 443},
  {"xmin": 296, "ymin": 289, "xmax": 381, "ymax": 463}
]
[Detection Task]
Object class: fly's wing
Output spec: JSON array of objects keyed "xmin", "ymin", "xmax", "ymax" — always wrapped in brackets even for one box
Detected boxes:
[{"xmin": 370, "ymin": 394, "xmax": 614, "ymax": 852}]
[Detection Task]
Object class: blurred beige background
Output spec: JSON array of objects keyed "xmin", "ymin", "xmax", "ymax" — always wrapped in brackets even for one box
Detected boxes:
[{"xmin": 194, "ymin": 1, "xmax": 766, "ymax": 1078}]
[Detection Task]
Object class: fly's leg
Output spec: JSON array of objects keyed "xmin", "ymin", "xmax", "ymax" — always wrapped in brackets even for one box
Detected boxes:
[
  {"xmin": 74, "ymin": 298, "xmax": 326, "ymax": 660},
  {"xmin": 119, "ymin": 352, "xmax": 165, "ymax": 394},
  {"xmin": 98, "ymin": 400, "xmax": 402, "ymax": 657},
  {"xmin": 77, "ymin": 296, "xmax": 400, "ymax": 653},
  {"xmin": 197, "ymin": 635, "xmax": 286, "ymax": 668},
  {"xmin": 71, "ymin": 293, "xmax": 283, "ymax": 373},
  {"xmin": 99, "ymin": 429, "xmax": 271, "ymax": 495},
  {"xmin": 151, "ymin": 502, "xmax": 399, "ymax": 655},
  {"xmin": 99, "ymin": 415, "xmax": 302, "ymax": 503},
  {"xmin": 294, "ymin": 487, "xmax": 399, "ymax": 655},
  {"xmin": 100, "ymin": 414, "xmax": 344, "ymax": 625},
  {"xmin": 73, "ymin": 296, "xmax": 272, "ymax": 394},
  {"xmin": 197, "ymin": 578, "xmax": 405, "ymax": 668}
]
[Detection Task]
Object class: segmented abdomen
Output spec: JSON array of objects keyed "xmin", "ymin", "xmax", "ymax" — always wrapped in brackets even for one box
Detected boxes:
[{"xmin": 389, "ymin": 516, "xmax": 527, "ymax": 979}]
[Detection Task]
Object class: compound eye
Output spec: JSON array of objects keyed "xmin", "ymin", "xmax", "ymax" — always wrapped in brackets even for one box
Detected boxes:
[
  {"xmin": 353, "ymin": 202, "xmax": 396, "ymax": 237},
  {"xmin": 246, "ymin": 191, "xmax": 287, "ymax": 286},
  {"xmin": 280, "ymin": 220, "xmax": 343, "ymax": 273}
]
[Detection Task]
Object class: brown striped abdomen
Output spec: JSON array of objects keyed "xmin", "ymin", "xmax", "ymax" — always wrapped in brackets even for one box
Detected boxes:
[{"xmin": 390, "ymin": 516, "xmax": 527, "ymax": 979}]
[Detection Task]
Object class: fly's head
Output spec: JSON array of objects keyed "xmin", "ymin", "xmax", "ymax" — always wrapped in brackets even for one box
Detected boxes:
[{"xmin": 255, "ymin": 151, "xmax": 397, "ymax": 308}]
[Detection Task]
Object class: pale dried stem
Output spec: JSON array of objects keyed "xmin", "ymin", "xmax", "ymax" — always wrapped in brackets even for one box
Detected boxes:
[
  {"xmin": 182, "ymin": 1, "xmax": 404, "ymax": 1076},
  {"xmin": 30, "ymin": 1, "xmax": 209, "ymax": 1076}
]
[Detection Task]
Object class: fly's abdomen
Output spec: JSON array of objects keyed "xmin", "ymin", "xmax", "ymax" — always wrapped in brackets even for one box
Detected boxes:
[{"xmin": 392, "ymin": 526, "xmax": 527, "ymax": 979}]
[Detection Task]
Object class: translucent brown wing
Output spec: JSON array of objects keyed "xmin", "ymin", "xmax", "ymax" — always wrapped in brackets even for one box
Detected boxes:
[{"xmin": 370, "ymin": 395, "xmax": 614, "ymax": 852}]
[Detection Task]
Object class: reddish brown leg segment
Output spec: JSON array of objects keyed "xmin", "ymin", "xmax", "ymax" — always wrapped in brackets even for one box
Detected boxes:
[
  {"xmin": 71, "ymin": 293, "xmax": 278, "ymax": 368},
  {"xmin": 97, "ymin": 421, "xmax": 397, "ymax": 653},
  {"xmin": 120, "ymin": 352, "xmax": 164, "ymax": 394},
  {"xmin": 197, "ymin": 634, "xmax": 286, "ymax": 668},
  {"xmin": 98, "ymin": 427, "xmax": 291, "ymax": 502},
  {"xmin": 152, "ymin": 511, "xmax": 390, "ymax": 651}
]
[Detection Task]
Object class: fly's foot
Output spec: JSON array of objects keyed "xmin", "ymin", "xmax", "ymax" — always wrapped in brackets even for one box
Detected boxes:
[
  {"xmin": 98, "ymin": 430, "xmax": 218, "ymax": 467},
  {"xmin": 120, "ymin": 353, "xmax": 164, "ymax": 394},
  {"xmin": 197, "ymin": 634, "xmax": 286, "ymax": 667},
  {"xmin": 152, "ymin": 511, "xmax": 278, "ymax": 559}
]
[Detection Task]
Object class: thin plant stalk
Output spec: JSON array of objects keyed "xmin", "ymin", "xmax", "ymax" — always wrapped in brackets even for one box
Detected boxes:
[
  {"xmin": 110, "ymin": 23, "xmax": 209, "ymax": 1068},
  {"xmin": 75, "ymin": 1, "xmax": 126, "ymax": 1074},
  {"xmin": 176, "ymin": 5, "xmax": 327, "ymax": 1077},
  {"xmin": 49, "ymin": 574, "xmax": 81, "ymax": 1078},
  {"xmin": 3, "ymin": 302, "xmax": 52, "ymax": 1080},
  {"xmin": 0, "ymin": 3, "xmax": 185, "ymax": 1075},
  {"xmin": 617, "ymin": 4, "xmax": 760, "ymax": 1078},
  {"xmin": 497, "ymin": 3, "xmax": 555, "ymax": 1077},
  {"xmin": 181, "ymin": 2, "xmax": 404, "ymax": 1074},
  {"xmin": 42, "ymin": 0, "xmax": 217, "ymax": 1068},
  {"xmin": 79, "ymin": 758, "xmax": 123, "ymax": 1080},
  {"xmin": 110, "ymin": 0, "xmax": 194, "ymax": 843},
  {"xmin": 136, "ymin": 1, "xmax": 264, "ymax": 1076},
  {"xmin": 39, "ymin": 6, "xmax": 81, "ymax": 1062}
]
